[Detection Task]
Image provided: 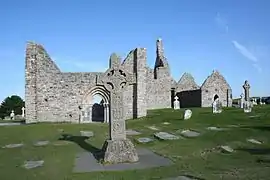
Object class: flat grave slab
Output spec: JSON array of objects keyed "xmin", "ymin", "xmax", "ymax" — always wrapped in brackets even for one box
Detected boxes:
[
  {"xmin": 23, "ymin": 160, "xmax": 44, "ymax": 169},
  {"xmin": 162, "ymin": 122, "xmax": 170, "ymax": 125},
  {"xmin": 136, "ymin": 137, "xmax": 154, "ymax": 143},
  {"xmin": 147, "ymin": 126, "xmax": 160, "ymax": 131},
  {"xmin": 2, "ymin": 143, "xmax": 24, "ymax": 148},
  {"xmin": 80, "ymin": 131, "xmax": 94, "ymax": 137},
  {"xmin": 33, "ymin": 140, "xmax": 50, "ymax": 147},
  {"xmin": 164, "ymin": 175, "xmax": 204, "ymax": 180},
  {"xmin": 179, "ymin": 130, "xmax": 201, "ymax": 138},
  {"xmin": 0, "ymin": 123, "xmax": 22, "ymax": 126},
  {"xmin": 126, "ymin": 129, "xmax": 141, "ymax": 136},
  {"xmin": 154, "ymin": 132, "xmax": 180, "ymax": 140},
  {"xmin": 247, "ymin": 138, "xmax": 263, "ymax": 145},
  {"xmin": 206, "ymin": 126, "xmax": 227, "ymax": 131},
  {"xmin": 73, "ymin": 148, "xmax": 173, "ymax": 172},
  {"xmin": 220, "ymin": 145, "xmax": 234, "ymax": 153}
]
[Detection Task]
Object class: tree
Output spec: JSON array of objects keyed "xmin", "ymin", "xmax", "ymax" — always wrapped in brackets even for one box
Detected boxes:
[{"xmin": 0, "ymin": 95, "xmax": 25, "ymax": 119}]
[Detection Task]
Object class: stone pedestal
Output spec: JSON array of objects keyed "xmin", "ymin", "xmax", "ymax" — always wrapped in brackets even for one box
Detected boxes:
[{"xmin": 102, "ymin": 139, "xmax": 139, "ymax": 164}]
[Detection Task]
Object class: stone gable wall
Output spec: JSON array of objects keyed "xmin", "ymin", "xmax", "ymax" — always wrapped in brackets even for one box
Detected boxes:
[{"xmin": 200, "ymin": 71, "xmax": 232, "ymax": 107}]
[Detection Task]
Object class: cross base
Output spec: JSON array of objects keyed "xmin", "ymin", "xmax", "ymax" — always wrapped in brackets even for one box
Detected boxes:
[{"xmin": 102, "ymin": 139, "xmax": 139, "ymax": 164}]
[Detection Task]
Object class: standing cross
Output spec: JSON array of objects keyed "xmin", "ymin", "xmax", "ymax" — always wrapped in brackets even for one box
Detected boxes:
[
  {"xmin": 97, "ymin": 54, "xmax": 136, "ymax": 141},
  {"xmin": 243, "ymin": 80, "xmax": 250, "ymax": 101}
]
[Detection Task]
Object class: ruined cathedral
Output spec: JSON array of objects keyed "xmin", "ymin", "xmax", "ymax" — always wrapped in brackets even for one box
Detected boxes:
[{"xmin": 25, "ymin": 39, "xmax": 232, "ymax": 124}]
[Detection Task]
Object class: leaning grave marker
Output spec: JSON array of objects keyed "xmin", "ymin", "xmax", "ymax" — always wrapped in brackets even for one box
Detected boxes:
[{"xmin": 97, "ymin": 53, "xmax": 139, "ymax": 164}]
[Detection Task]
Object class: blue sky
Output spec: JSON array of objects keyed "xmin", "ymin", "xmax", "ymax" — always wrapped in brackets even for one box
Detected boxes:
[{"xmin": 0, "ymin": 0, "xmax": 270, "ymax": 102}]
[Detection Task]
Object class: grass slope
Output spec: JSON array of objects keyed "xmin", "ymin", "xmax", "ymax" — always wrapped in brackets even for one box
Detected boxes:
[{"xmin": 0, "ymin": 106, "xmax": 270, "ymax": 180}]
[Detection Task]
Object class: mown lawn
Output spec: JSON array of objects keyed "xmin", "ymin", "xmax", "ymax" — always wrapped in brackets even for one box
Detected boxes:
[{"xmin": 0, "ymin": 106, "xmax": 270, "ymax": 180}]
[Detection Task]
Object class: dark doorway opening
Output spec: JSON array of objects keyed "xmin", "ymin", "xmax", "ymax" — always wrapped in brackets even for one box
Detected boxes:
[
  {"xmin": 214, "ymin": 94, "xmax": 219, "ymax": 101},
  {"xmin": 92, "ymin": 103, "xmax": 104, "ymax": 122}
]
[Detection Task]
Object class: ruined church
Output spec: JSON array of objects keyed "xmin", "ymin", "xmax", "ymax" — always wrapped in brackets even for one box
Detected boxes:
[{"xmin": 25, "ymin": 39, "xmax": 232, "ymax": 124}]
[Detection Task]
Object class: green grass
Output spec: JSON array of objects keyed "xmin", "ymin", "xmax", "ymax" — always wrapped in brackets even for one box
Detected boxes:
[{"xmin": 0, "ymin": 106, "xmax": 270, "ymax": 180}]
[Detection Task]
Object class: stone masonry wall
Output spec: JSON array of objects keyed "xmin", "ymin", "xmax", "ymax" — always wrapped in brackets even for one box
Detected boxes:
[
  {"xmin": 175, "ymin": 72, "xmax": 200, "ymax": 92},
  {"xmin": 25, "ymin": 39, "xmax": 232, "ymax": 124},
  {"xmin": 36, "ymin": 71, "xmax": 100, "ymax": 123},
  {"xmin": 200, "ymin": 71, "xmax": 232, "ymax": 107}
]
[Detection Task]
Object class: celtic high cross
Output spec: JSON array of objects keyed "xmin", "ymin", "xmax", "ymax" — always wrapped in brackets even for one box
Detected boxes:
[{"xmin": 97, "ymin": 53, "xmax": 138, "ymax": 163}]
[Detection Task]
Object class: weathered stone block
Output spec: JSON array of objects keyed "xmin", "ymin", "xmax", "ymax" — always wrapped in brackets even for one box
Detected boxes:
[{"xmin": 102, "ymin": 139, "xmax": 139, "ymax": 164}]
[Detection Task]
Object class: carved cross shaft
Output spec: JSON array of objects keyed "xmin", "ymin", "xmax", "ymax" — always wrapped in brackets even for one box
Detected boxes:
[
  {"xmin": 243, "ymin": 80, "xmax": 250, "ymax": 101},
  {"xmin": 98, "ymin": 67, "xmax": 136, "ymax": 141}
]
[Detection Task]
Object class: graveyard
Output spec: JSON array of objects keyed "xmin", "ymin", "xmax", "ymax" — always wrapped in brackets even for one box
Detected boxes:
[{"xmin": 0, "ymin": 105, "xmax": 270, "ymax": 180}]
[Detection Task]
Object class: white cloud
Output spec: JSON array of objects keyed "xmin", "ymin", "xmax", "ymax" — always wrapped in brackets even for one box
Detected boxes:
[
  {"xmin": 231, "ymin": 40, "xmax": 258, "ymax": 62},
  {"xmin": 215, "ymin": 12, "xmax": 229, "ymax": 33},
  {"xmin": 231, "ymin": 40, "xmax": 264, "ymax": 73}
]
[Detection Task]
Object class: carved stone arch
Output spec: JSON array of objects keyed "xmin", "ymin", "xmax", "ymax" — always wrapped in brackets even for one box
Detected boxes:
[
  {"xmin": 80, "ymin": 86, "xmax": 110, "ymax": 123},
  {"xmin": 82, "ymin": 85, "xmax": 110, "ymax": 105}
]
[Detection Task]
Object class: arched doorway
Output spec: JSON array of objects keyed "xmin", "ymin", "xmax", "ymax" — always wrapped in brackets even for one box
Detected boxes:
[
  {"xmin": 80, "ymin": 86, "xmax": 110, "ymax": 123},
  {"xmin": 213, "ymin": 94, "xmax": 219, "ymax": 101},
  {"xmin": 91, "ymin": 95, "xmax": 104, "ymax": 122}
]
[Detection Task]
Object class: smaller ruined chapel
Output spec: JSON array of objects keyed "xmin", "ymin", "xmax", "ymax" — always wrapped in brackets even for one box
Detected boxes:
[{"xmin": 25, "ymin": 38, "xmax": 232, "ymax": 124}]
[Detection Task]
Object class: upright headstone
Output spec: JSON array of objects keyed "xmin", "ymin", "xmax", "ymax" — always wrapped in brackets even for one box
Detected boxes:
[
  {"xmin": 240, "ymin": 93, "xmax": 244, "ymax": 108},
  {"xmin": 10, "ymin": 110, "xmax": 15, "ymax": 120},
  {"xmin": 259, "ymin": 97, "xmax": 262, "ymax": 105},
  {"xmin": 212, "ymin": 99, "xmax": 218, "ymax": 113},
  {"xmin": 21, "ymin": 107, "xmax": 25, "ymax": 118},
  {"xmin": 252, "ymin": 98, "xmax": 257, "ymax": 105},
  {"xmin": 97, "ymin": 53, "xmax": 138, "ymax": 164},
  {"xmin": 243, "ymin": 80, "xmax": 252, "ymax": 113},
  {"xmin": 213, "ymin": 98, "xmax": 222, "ymax": 113},
  {"xmin": 173, "ymin": 96, "xmax": 180, "ymax": 110}
]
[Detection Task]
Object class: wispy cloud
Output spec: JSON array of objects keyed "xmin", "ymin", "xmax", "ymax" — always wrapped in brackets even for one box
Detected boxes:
[
  {"xmin": 231, "ymin": 40, "xmax": 258, "ymax": 62},
  {"xmin": 252, "ymin": 63, "xmax": 262, "ymax": 73},
  {"xmin": 215, "ymin": 12, "xmax": 229, "ymax": 33},
  {"xmin": 231, "ymin": 40, "xmax": 263, "ymax": 73},
  {"xmin": 214, "ymin": 13, "xmax": 264, "ymax": 73}
]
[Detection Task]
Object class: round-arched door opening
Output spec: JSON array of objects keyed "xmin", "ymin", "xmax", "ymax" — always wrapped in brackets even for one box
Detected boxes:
[
  {"xmin": 214, "ymin": 94, "xmax": 219, "ymax": 101},
  {"xmin": 91, "ymin": 94, "xmax": 105, "ymax": 122}
]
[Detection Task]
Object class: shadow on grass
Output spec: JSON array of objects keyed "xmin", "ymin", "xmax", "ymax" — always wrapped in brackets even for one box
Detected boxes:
[
  {"xmin": 59, "ymin": 134, "xmax": 103, "ymax": 161},
  {"xmin": 257, "ymin": 159, "xmax": 270, "ymax": 164},
  {"xmin": 240, "ymin": 126, "xmax": 270, "ymax": 132},
  {"xmin": 183, "ymin": 175, "xmax": 206, "ymax": 180},
  {"xmin": 236, "ymin": 148, "xmax": 270, "ymax": 155}
]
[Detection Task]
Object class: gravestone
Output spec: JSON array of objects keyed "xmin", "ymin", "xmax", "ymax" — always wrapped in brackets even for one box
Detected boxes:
[
  {"xmin": 147, "ymin": 126, "xmax": 160, "ymax": 131},
  {"xmin": 154, "ymin": 132, "xmax": 180, "ymax": 140},
  {"xmin": 10, "ymin": 110, "xmax": 15, "ymax": 120},
  {"xmin": 126, "ymin": 129, "xmax": 141, "ymax": 136},
  {"xmin": 206, "ymin": 126, "xmax": 226, "ymax": 131},
  {"xmin": 247, "ymin": 138, "xmax": 262, "ymax": 145},
  {"xmin": 240, "ymin": 93, "xmax": 244, "ymax": 108},
  {"xmin": 21, "ymin": 107, "xmax": 25, "ymax": 118},
  {"xmin": 136, "ymin": 137, "xmax": 154, "ymax": 143},
  {"xmin": 183, "ymin": 109, "xmax": 192, "ymax": 120},
  {"xmin": 97, "ymin": 53, "xmax": 138, "ymax": 163},
  {"xmin": 80, "ymin": 131, "xmax": 94, "ymax": 137},
  {"xmin": 259, "ymin": 97, "xmax": 263, "ymax": 105},
  {"xmin": 173, "ymin": 96, "xmax": 180, "ymax": 110},
  {"xmin": 2, "ymin": 143, "xmax": 24, "ymax": 148},
  {"xmin": 23, "ymin": 160, "xmax": 44, "ymax": 169},
  {"xmin": 212, "ymin": 98, "xmax": 222, "ymax": 113},
  {"xmin": 252, "ymin": 98, "xmax": 257, "ymax": 106},
  {"xmin": 180, "ymin": 129, "xmax": 200, "ymax": 137},
  {"xmin": 33, "ymin": 140, "xmax": 50, "ymax": 147},
  {"xmin": 220, "ymin": 145, "xmax": 234, "ymax": 153}
]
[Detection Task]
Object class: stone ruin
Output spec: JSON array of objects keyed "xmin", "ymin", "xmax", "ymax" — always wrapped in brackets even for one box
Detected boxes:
[{"xmin": 25, "ymin": 38, "xmax": 233, "ymax": 124}]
